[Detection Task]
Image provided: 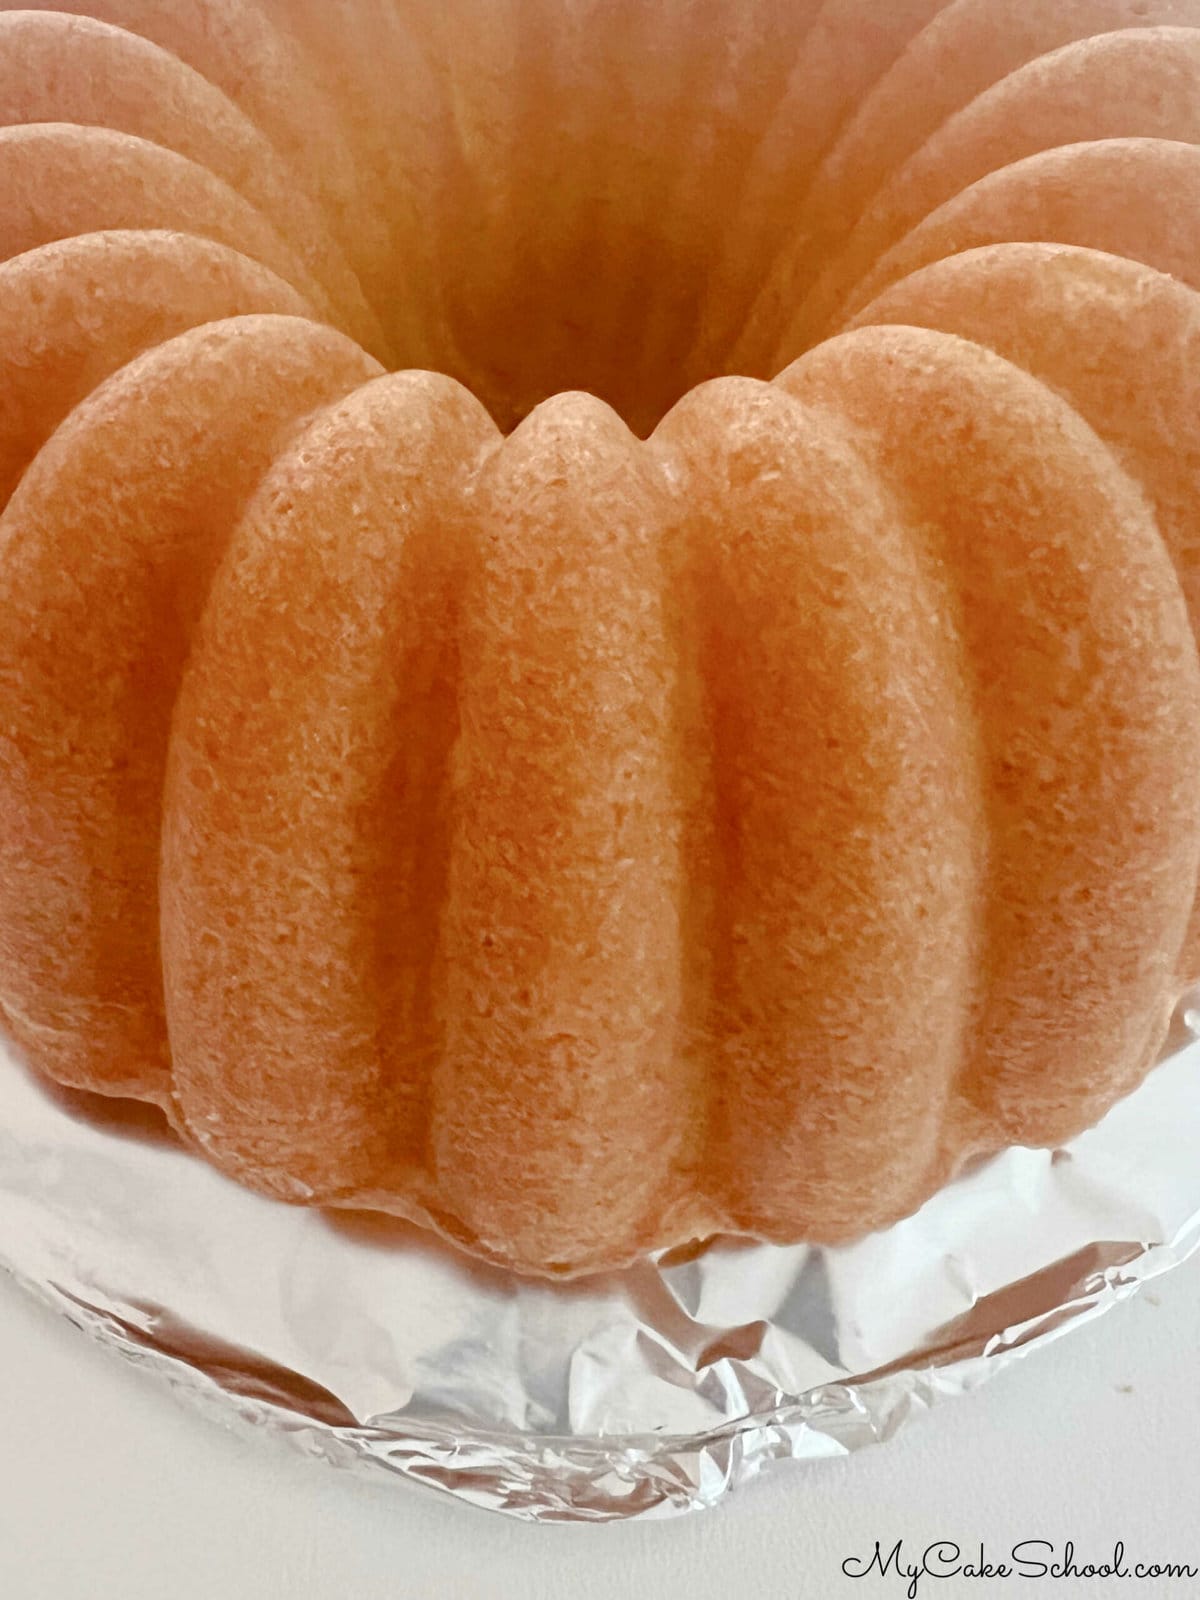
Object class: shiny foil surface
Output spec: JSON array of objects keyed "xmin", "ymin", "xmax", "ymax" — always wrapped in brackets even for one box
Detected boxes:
[{"xmin": 2, "ymin": 1003, "xmax": 1199, "ymax": 1523}]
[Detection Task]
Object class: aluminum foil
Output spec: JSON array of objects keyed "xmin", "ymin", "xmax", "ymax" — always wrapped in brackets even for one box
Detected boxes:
[{"xmin": 2, "ymin": 1001, "xmax": 1199, "ymax": 1523}]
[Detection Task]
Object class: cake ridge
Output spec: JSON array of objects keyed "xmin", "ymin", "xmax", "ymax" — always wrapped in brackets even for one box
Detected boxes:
[
  {"xmin": 777, "ymin": 324, "xmax": 1200, "ymax": 1145},
  {"xmin": 0, "ymin": 7, "xmax": 372, "ymax": 338},
  {"xmin": 832, "ymin": 136, "xmax": 1200, "ymax": 339},
  {"xmin": 0, "ymin": 230, "xmax": 316, "ymax": 511},
  {"xmin": 787, "ymin": 26, "xmax": 1200, "ymax": 356},
  {"xmin": 0, "ymin": 120, "xmax": 374, "ymax": 348},
  {"xmin": 731, "ymin": 0, "xmax": 1200, "ymax": 376},
  {"xmin": 0, "ymin": 0, "xmax": 384, "ymax": 288},
  {"xmin": 0, "ymin": 314, "xmax": 383, "ymax": 1101}
]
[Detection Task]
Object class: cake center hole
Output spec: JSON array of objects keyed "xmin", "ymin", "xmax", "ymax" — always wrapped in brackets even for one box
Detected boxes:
[
  {"xmin": 382, "ymin": 217, "xmax": 782, "ymax": 438},
  {"xmin": 365, "ymin": 69, "xmax": 812, "ymax": 434}
]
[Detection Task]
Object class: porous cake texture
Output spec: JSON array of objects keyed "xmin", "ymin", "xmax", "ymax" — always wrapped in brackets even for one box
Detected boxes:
[{"xmin": 1, "ymin": 0, "xmax": 1199, "ymax": 1274}]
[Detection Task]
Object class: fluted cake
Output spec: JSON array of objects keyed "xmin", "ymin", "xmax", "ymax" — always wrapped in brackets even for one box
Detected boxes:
[{"xmin": 1, "ymin": 0, "xmax": 1199, "ymax": 1275}]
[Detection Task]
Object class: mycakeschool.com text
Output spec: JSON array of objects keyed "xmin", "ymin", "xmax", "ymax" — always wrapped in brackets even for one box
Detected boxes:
[{"xmin": 840, "ymin": 1539, "xmax": 1197, "ymax": 1595}]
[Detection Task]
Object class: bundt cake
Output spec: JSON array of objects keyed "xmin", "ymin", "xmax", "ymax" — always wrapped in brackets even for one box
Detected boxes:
[{"xmin": 1, "ymin": 0, "xmax": 1199, "ymax": 1276}]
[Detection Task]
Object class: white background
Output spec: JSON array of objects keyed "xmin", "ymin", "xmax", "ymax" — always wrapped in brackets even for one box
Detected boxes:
[{"xmin": 0, "ymin": 1252, "xmax": 1196, "ymax": 1599}]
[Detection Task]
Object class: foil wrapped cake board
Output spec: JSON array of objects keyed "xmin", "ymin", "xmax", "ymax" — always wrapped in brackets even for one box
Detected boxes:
[{"xmin": 1, "ymin": 1025, "xmax": 1198, "ymax": 1522}]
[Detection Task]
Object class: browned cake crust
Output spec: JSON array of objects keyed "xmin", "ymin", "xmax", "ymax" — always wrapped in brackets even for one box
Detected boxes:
[{"xmin": 2, "ymin": 0, "xmax": 1200, "ymax": 1274}]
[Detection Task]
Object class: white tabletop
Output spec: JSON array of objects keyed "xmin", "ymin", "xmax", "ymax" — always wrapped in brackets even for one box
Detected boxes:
[{"xmin": 0, "ymin": 1250, "xmax": 1196, "ymax": 1599}]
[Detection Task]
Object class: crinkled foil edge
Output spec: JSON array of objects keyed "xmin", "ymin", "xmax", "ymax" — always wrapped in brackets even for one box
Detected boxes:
[{"xmin": 2, "ymin": 1019, "xmax": 1199, "ymax": 1523}]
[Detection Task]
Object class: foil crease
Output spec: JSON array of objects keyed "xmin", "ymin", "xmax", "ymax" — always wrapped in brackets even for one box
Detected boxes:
[{"xmin": 2, "ymin": 1006, "xmax": 1199, "ymax": 1522}]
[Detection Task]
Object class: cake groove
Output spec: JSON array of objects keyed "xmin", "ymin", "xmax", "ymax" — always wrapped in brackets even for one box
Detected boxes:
[
  {"xmin": 162, "ymin": 371, "xmax": 497, "ymax": 1199},
  {"xmin": 655, "ymin": 376, "xmax": 984, "ymax": 1240}
]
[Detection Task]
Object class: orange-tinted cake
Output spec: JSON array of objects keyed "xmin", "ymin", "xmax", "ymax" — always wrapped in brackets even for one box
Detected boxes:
[{"xmin": 1, "ymin": 0, "xmax": 1199, "ymax": 1275}]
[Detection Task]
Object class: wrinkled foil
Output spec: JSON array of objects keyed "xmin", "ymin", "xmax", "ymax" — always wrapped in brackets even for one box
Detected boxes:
[{"xmin": 2, "ymin": 1002, "xmax": 1199, "ymax": 1523}]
